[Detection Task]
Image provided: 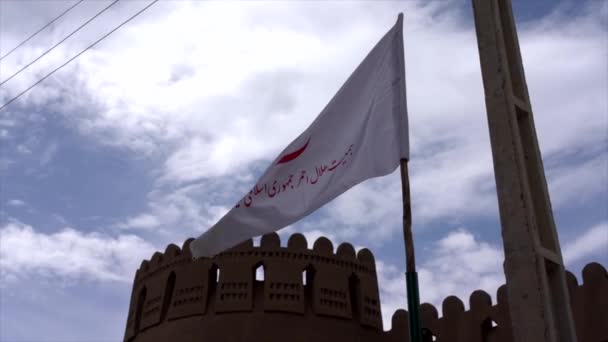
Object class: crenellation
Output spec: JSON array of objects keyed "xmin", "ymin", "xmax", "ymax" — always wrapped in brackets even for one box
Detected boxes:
[
  {"xmin": 150, "ymin": 251, "xmax": 163, "ymax": 267},
  {"xmin": 387, "ymin": 309, "xmax": 410, "ymax": 342},
  {"xmin": 356, "ymin": 248, "xmax": 376, "ymax": 270},
  {"xmin": 126, "ymin": 232, "xmax": 385, "ymax": 342},
  {"xmin": 493, "ymin": 284, "xmax": 514, "ymax": 342},
  {"xmin": 287, "ymin": 233, "xmax": 307, "ymax": 250},
  {"xmin": 229, "ymin": 238, "xmax": 254, "ymax": 251},
  {"xmin": 164, "ymin": 244, "xmax": 181, "ymax": 257},
  {"xmin": 420, "ymin": 302, "xmax": 439, "ymax": 321},
  {"xmin": 180, "ymin": 238, "xmax": 194, "ymax": 257},
  {"xmin": 139, "ymin": 260, "xmax": 149, "ymax": 273},
  {"xmin": 191, "ymin": 237, "xmax": 375, "ymax": 275},
  {"xmin": 565, "ymin": 270, "xmax": 578, "ymax": 291},
  {"xmin": 579, "ymin": 262, "xmax": 608, "ymax": 342},
  {"xmin": 441, "ymin": 295, "xmax": 465, "ymax": 318},
  {"xmin": 495, "ymin": 284, "xmax": 508, "ymax": 306},
  {"xmin": 582, "ymin": 262, "xmax": 606, "ymax": 284},
  {"xmin": 260, "ymin": 232, "xmax": 281, "ymax": 249},
  {"xmin": 469, "ymin": 289, "xmax": 492, "ymax": 312},
  {"xmin": 123, "ymin": 227, "xmax": 607, "ymax": 342},
  {"xmin": 414, "ymin": 264, "xmax": 607, "ymax": 342},
  {"xmin": 134, "ymin": 244, "xmax": 194, "ymax": 288},
  {"xmin": 313, "ymin": 236, "xmax": 334, "ymax": 256},
  {"xmin": 440, "ymin": 296, "xmax": 466, "ymax": 341},
  {"xmin": 336, "ymin": 242, "xmax": 356, "ymax": 260}
]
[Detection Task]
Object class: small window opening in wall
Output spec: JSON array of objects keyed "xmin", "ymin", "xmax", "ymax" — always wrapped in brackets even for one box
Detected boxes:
[
  {"xmin": 134, "ymin": 286, "xmax": 147, "ymax": 333},
  {"xmin": 208, "ymin": 265, "xmax": 219, "ymax": 303},
  {"xmin": 348, "ymin": 273, "xmax": 360, "ymax": 322},
  {"xmin": 252, "ymin": 236, "xmax": 261, "ymax": 247},
  {"xmin": 421, "ymin": 328, "xmax": 437, "ymax": 342},
  {"xmin": 255, "ymin": 264, "xmax": 265, "ymax": 281},
  {"xmin": 302, "ymin": 265, "xmax": 315, "ymax": 288},
  {"xmin": 481, "ymin": 318, "xmax": 498, "ymax": 342},
  {"xmin": 303, "ymin": 265, "xmax": 316, "ymax": 312},
  {"xmin": 160, "ymin": 272, "xmax": 176, "ymax": 322}
]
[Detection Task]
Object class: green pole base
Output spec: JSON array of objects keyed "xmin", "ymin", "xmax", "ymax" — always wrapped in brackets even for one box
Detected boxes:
[{"xmin": 406, "ymin": 271, "xmax": 422, "ymax": 342}]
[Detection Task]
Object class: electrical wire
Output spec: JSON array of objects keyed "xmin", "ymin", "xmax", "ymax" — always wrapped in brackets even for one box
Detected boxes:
[
  {"xmin": 0, "ymin": 0, "xmax": 121, "ymax": 87},
  {"xmin": 0, "ymin": 0, "xmax": 85, "ymax": 61},
  {"xmin": 0, "ymin": 0, "xmax": 160, "ymax": 112}
]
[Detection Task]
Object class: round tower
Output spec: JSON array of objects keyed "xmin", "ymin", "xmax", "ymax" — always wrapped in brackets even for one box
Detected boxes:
[{"xmin": 123, "ymin": 232, "xmax": 408, "ymax": 342}]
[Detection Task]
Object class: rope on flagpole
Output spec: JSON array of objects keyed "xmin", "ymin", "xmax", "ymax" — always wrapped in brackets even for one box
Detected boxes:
[{"xmin": 400, "ymin": 158, "xmax": 422, "ymax": 342}]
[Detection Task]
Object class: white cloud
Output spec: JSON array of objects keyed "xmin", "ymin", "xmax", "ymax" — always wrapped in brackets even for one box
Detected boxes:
[
  {"xmin": 6, "ymin": 199, "xmax": 25, "ymax": 207},
  {"xmin": 0, "ymin": 1, "xmax": 605, "ymax": 340},
  {"xmin": 1, "ymin": 1, "xmax": 604, "ymax": 247},
  {"xmin": 115, "ymin": 213, "xmax": 161, "ymax": 230},
  {"xmin": 563, "ymin": 221, "xmax": 608, "ymax": 265},
  {"xmin": 379, "ymin": 222, "xmax": 608, "ymax": 330},
  {"xmin": 0, "ymin": 220, "xmax": 156, "ymax": 283},
  {"xmin": 39, "ymin": 141, "xmax": 58, "ymax": 166},
  {"xmin": 310, "ymin": 0, "xmax": 606, "ymax": 243},
  {"xmin": 0, "ymin": 158, "xmax": 13, "ymax": 171},
  {"xmin": 547, "ymin": 153, "xmax": 608, "ymax": 208},
  {"xmin": 378, "ymin": 229, "xmax": 505, "ymax": 330},
  {"xmin": 300, "ymin": 229, "xmax": 337, "ymax": 249},
  {"xmin": 0, "ymin": 119, "xmax": 16, "ymax": 127},
  {"xmin": 114, "ymin": 181, "xmax": 232, "ymax": 239}
]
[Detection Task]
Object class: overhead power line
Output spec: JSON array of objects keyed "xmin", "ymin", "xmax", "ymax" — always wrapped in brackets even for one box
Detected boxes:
[
  {"xmin": 0, "ymin": 0, "xmax": 85, "ymax": 61},
  {"xmin": 0, "ymin": 0, "xmax": 121, "ymax": 87},
  {"xmin": 0, "ymin": 0, "xmax": 160, "ymax": 112}
]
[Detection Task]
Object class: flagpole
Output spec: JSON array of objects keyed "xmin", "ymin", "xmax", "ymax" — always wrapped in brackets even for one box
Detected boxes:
[{"xmin": 399, "ymin": 158, "xmax": 421, "ymax": 342}]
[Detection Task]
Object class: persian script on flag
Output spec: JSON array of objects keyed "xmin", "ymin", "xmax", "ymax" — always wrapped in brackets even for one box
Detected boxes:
[{"xmin": 191, "ymin": 14, "xmax": 409, "ymax": 258}]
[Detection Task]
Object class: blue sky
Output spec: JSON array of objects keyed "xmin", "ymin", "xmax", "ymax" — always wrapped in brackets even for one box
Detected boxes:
[{"xmin": 0, "ymin": 0, "xmax": 606, "ymax": 341}]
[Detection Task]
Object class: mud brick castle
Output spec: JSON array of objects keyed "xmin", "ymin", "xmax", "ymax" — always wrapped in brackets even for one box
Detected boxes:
[{"xmin": 123, "ymin": 232, "xmax": 607, "ymax": 342}]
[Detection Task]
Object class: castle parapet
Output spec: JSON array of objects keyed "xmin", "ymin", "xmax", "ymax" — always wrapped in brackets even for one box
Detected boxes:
[
  {"xmin": 124, "ymin": 232, "xmax": 607, "ymax": 342},
  {"xmin": 418, "ymin": 262, "xmax": 608, "ymax": 342},
  {"xmin": 124, "ymin": 233, "xmax": 406, "ymax": 342}
]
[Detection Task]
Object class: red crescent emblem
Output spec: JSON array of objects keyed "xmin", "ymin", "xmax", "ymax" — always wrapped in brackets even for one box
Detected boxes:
[{"xmin": 277, "ymin": 138, "xmax": 311, "ymax": 165}]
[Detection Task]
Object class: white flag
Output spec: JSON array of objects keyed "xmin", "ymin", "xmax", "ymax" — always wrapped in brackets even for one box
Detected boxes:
[{"xmin": 191, "ymin": 14, "xmax": 408, "ymax": 258}]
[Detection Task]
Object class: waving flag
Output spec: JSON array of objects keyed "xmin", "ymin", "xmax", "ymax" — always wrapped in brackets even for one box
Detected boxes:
[{"xmin": 191, "ymin": 14, "xmax": 408, "ymax": 258}]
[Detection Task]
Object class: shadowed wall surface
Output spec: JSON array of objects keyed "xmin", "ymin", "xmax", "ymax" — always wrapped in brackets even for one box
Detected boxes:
[
  {"xmin": 124, "ymin": 232, "xmax": 408, "ymax": 342},
  {"xmin": 123, "ymin": 233, "xmax": 607, "ymax": 342}
]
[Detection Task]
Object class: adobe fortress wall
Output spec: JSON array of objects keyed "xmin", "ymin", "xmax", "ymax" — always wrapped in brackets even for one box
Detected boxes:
[
  {"xmin": 123, "ymin": 232, "xmax": 409, "ymax": 342},
  {"xmin": 123, "ymin": 231, "xmax": 607, "ymax": 342}
]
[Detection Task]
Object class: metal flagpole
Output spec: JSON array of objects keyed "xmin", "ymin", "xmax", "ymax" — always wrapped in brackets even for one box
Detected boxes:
[{"xmin": 400, "ymin": 159, "xmax": 421, "ymax": 342}]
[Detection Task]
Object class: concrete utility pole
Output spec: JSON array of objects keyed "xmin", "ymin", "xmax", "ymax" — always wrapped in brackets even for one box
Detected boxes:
[{"xmin": 472, "ymin": 0, "xmax": 577, "ymax": 341}]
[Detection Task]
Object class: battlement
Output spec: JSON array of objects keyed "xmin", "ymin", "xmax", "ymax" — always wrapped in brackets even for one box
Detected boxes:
[
  {"xmin": 133, "ymin": 233, "xmax": 377, "ymax": 287},
  {"xmin": 418, "ymin": 262, "xmax": 608, "ymax": 342},
  {"xmin": 124, "ymin": 233, "xmax": 407, "ymax": 342},
  {"xmin": 124, "ymin": 232, "xmax": 607, "ymax": 342}
]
